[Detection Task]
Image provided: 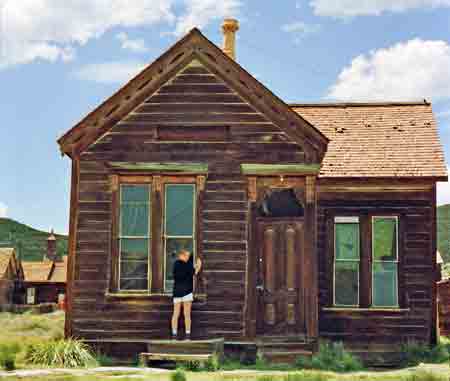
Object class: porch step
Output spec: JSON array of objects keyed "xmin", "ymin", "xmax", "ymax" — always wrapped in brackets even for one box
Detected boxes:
[
  {"xmin": 140, "ymin": 338, "xmax": 224, "ymax": 366},
  {"xmin": 140, "ymin": 352, "xmax": 213, "ymax": 364},
  {"xmin": 257, "ymin": 339, "xmax": 314, "ymax": 364}
]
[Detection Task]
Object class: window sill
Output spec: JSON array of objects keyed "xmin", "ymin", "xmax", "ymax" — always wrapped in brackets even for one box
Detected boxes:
[
  {"xmin": 322, "ymin": 307, "xmax": 410, "ymax": 313},
  {"xmin": 105, "ymin": 292, "xmax": 207, "ymax": 303}
]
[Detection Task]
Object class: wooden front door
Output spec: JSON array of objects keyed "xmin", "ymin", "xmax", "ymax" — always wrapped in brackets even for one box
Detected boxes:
[{"xmin": 256, "ymin": 218, "xmax": 305, "ymax": 336}]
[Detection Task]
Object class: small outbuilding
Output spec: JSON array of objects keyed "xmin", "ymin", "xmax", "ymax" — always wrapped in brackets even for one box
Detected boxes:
[
  {"xmin": 0, "ymin": 248, "xmax": 23, "ymax": 308},
  {"xmin": 21, "ymin": 232, "xmax": 67, "ymax": 305}
]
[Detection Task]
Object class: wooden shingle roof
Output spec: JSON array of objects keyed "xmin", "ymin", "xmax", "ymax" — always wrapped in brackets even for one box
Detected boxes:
[
  {"xmin": 22, "ymin": 261, "xmax": 53, "ymax": 282},
  {"xmin": 292, "ymin": 102, "xmax": 447, "ymax": 179},
  {"xmin": 0, "ymin": 248, "xmax": 15, "ymax": 278}
]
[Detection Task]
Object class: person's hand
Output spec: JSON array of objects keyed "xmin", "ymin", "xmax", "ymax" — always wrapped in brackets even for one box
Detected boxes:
[{"xmin": 195, "ymin": 257, "xmax": 202, "ymax": 274}]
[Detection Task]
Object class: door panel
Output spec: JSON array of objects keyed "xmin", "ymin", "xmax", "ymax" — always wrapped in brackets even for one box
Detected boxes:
[{"xmin": 256, "ymin": 218, "xmax": 305, "ymax": 336}]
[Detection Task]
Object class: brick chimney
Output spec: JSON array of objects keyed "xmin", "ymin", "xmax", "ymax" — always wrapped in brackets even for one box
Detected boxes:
[
  {"xmin": 222, "ymin": 18, "xmax": 239, "ymax": 60},
  {"xmin": 46, "ymin": 229, "xmax": 57, "ymax": 262}
]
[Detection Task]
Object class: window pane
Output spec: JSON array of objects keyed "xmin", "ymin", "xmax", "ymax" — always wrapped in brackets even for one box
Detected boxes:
[
  {"xmin": 165, "ymin": 184, "xmax": 195, "ymax": 236},
  {"xmin": 335, "ymin": 261, "xmax": 359, "ymax": 306},
  {"xmin": 120, "ymin": 238, "xmax": 149, "ymax": 261},
  {"xmin": 120, "ymin": 260, "xmax": 148, "ymax": 279},
  {"xmin": 165, "ymin": 238, "xmax": 194, "ymax": 293},
  {"xmin": 122, "ymin": 185, "xmax": 149, "ymax": 203},
  {"xmin": 121, "ymin": 203, "xmax": 149, "ymax": 236},
  {"xmin": 335, "ymin": 223, "xmax": 360, "ymax": 260},
  {"xmin": 373, "ymin": 262, "xmax": 398, "ymax": 307},
  {"xmin": 373, "ymin": 217, "xmax": 397, "ymax": 261},
  {"xmin": 120, "ymin": 278, "xmax": 148, "ymax": 291}
]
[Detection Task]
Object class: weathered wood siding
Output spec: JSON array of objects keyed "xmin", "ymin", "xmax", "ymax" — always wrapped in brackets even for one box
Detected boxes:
[
  {"xmin": 71, "ymin": 63, "xmax": 305, "ymax": 341},
  {"xmin": 438, "ymin": 279, "xmax": 450, "ymax": 337},
  {"xmin": 317, "ymin": 185, "xmax": 437, "ymax": 344}
]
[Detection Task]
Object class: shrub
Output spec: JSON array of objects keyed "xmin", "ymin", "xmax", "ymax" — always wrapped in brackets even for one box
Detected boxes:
[
  {"xmin": 95, "ymin": 354, "xmax": 115, "ymax": 366},
  {"xmin": 171, "ymin": 368, "xmax": 187, "ymax": 381},
  {"xmin": 295, "ymin": 342, "xmax": 363, "ymax": 372},
  {"xmin": 25, "ymin": 339, "xmax": 96, "ymax": 368},
  {"xmin": 0, "ymin": 343, "xmax": 20, "ymax": 371},
  {"xmin": 204, "ymin": 354, "xmax": 220, "ymax": 371},
  {"xmin": 401, "ymin": 342, "xmax": 450, "ymax": 366}
]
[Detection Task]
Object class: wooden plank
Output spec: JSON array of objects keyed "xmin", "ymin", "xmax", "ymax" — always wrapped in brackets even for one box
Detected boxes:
[
  {"xmin": 65, "ymin": 158, "xmax": 80, "ymax": 338},
  {"xmin": 241, "ymin": 164, "xmax": 320, "ymax": 176},
  {"xmin": 124, "ymin": 112, "xmax": 268, "ymax": 124},
  {"xmin": 108, "ymin": 162, "xmax": 208, "ymax": 173}
]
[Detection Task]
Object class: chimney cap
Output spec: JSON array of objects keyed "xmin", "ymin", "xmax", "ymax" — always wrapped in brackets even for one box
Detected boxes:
[{"xmin": 222, "ymin": 18, "xmax": 239, "ymax": 33}]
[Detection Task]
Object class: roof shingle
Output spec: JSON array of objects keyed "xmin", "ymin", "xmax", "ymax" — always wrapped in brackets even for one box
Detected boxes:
[{"xmin": 292, "ymin": 102, "xmax": 447, "ymax": 179}]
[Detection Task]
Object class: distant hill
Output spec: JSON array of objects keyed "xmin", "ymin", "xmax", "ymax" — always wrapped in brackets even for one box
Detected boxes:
[{"xmin": 0, "ymin": 218, "xmax": 68, "ymax": 262}]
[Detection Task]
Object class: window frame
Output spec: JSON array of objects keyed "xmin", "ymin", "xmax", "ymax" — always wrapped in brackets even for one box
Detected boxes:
[
  {"xmin": 117, "ymin": 183, "xmax": 152, "ymax": 292},
  {"xmin": 162, "ymin": 182, "xmax": 197, "ymax": 294},
  {"xmin": 110, "ymin": 174, "xmax": 202, "ymax": 295},
  {"xmin": 371, "ymin": 215, "xmax": 399, "ymax": 308},
  {"xmin": 333, "ymin": 216, "xmax": 361, "ymax": 307}
]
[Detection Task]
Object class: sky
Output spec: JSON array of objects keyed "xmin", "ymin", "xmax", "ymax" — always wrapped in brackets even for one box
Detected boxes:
[{"xmin": 0, "ymin": 0, "xmax": 449, "ymax": 234}]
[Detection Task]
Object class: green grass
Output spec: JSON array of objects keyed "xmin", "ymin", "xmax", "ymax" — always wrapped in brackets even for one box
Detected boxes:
[
  {"xmin": 0, "ymin": 218, "xmax": 67, "ymax": 261},
  {"xmin": 438, "ymin": 204, "xmax": 450, "ymax": 275}
]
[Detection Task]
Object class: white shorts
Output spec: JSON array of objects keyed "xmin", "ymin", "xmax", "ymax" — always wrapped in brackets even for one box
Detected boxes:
[{"xmin": 173, "ymin": 293, "xmax": 193, "ymax": 304}]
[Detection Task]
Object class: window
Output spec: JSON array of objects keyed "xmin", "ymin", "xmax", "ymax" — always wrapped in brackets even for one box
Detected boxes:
[
  {"xmin": 114, "ymin": 177, "xmax": 198, "ymax": 294},
  {"xmin": 372, "ymin": 216, "xmax": 399, "ymax": 307},
  {"xmin": 334, "ymin": 217, "xmax": 360, "ymax": 306},
  {"xmin": 119, "ymin": 184, "xmax": 151, "ymax": 291},
  {"xmin": 164, "ymin": 184, "xmax": 196, "ymax": 292}
]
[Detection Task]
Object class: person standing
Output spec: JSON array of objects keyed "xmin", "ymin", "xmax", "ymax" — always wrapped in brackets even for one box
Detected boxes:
[{"xmin": 171, "ymin": 249, "xmax": 202, "ymax": 340}]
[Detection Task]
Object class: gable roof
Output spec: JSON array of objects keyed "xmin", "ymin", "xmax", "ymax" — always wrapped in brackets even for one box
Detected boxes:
[
  {"xmin": 292, "ymin": 102, "xmax": 448, "ymax": 179},
  {"xmin": 49, "ymin": 256, "xmax": 68, "ymax": 283},
  {"xmin": 58, "ymin": 28, "xmax": 328, "ymax": 161},
  {"xmin": 22, "ymin": 261, "xmax": 53, "ymax": 282},
  {"xmin": 0, "ymin": 248, "xmax": 15, "ymax": 278}
]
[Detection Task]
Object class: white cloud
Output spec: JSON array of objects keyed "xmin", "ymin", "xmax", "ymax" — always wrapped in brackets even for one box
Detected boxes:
[
  {"xmin": 310, "ymin": 0, "xmax": 450, "ymax": 17},
  {"xmin": 172, "ymin": 0, "xmax": 241, "ymax": 37},
  {"xmin": 0, "ymin": 202, "xmax": 7, "ymax": 218},
  {"xmin": 327, "ymin": 39, "xmax": 450, "ymax": 101},
  {"xmin": 72, "ymin": 61, "xmax": 147, "ymax": 84},
  {"xmin": 0, "ymin": 0, "xmax": 174, "ymax": 69},
  {"xmin": 281, "ymin": 21, "xmax": 321, "ymax": 42},
  {"xmin": 438, "ymin": 167, "xmax": 450, "ymax": 205},
  {"xmin": 116, "ymin": 32, "xmax": 148, "ymax": 53}
]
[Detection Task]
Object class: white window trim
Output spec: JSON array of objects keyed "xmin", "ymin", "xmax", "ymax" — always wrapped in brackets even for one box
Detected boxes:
[
  {"xmin": 163, "ymin": 183, "xmax": 197, "ymax": 294},
  {"xmin": 118, "ymin": 184, "xmax": 152, "ymax": 292},
  {"xmin": 333, "ymin": 216, "xmax": 360, "ymax": 307},
  {"xmin": 371, "ymin": 215, "xmax": 399, "ymax": 308}
]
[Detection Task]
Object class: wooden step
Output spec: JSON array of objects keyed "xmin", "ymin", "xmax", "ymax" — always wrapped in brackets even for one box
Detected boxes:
[
  {"xmin": 147, "ymin": 338, "xmax": 224, "ymax": 355},
  {"xmin": 140, "ymin": 352, "xmax": 212, "ymax": 364},
  {"xmin": 261, "ymin": 349, "xmax": 313, "ymax": 364}
]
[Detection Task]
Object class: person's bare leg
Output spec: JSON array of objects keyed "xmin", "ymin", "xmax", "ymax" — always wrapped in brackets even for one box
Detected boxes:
[
  {"xmin": 171, "ymin": 302, "xmax": 181, "ymax": 337},
  {"xmin": 183, "ymin": 301, "xmax": 192, "ymax": 337}
]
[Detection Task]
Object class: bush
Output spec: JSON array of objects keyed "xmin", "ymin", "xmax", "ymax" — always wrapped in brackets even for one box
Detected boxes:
[
  {"xmin": 295, "ymin": 342, "xmax": 363, "ymax": 372},
  {"xmin": 401, "ymin": 342, "xmax": 450, "ymax": 366},
  {"xmin": 171, "ymin": 368, "xmax": 187, "ymax": 381},
  {"xmin": 25, "ymin": 339, "xmax": 96, "ymax": 368},
  {"xmin": 204, "ymin": 354, "xmax": 220, "ymax": 371},
  {"xmin": 0, "ymin": 343, "xmax": 20, "ymax": 371}
]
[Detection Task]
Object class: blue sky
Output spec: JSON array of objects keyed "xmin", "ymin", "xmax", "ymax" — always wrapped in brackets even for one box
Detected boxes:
[{"xmin": 0, "ymin": 0, "xmax": 449, "ymax": 234}]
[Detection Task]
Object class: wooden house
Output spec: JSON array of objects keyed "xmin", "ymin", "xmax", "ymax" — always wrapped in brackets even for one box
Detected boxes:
[
  {"xmin": 21, "ymin": 232, "xmax": 67, "ymax": 305},
  {"xmin": 57, "ymin": 20, "xmax": 448, "ymax": 361},
  {"xmin": 0, "ymin": 248, "xmax": 23, "ymax": 308}
]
